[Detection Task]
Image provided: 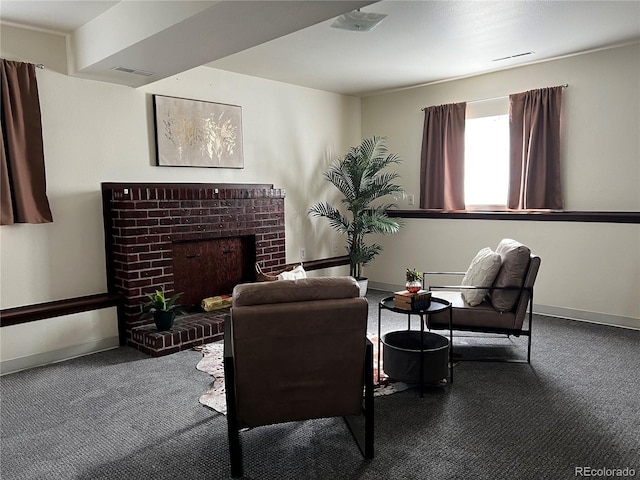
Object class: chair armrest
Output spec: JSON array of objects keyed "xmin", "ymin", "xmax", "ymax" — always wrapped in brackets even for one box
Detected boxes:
[
  {"xmin": 424, "ymin": 271, "xmax": 465, "ymax": 276},
  {"xmin": 429, "ymin": 285, "xmax": 532, "ymax": 291},
  {"xmin": 429, "ymin": 285, "xmax": 485, "ymax": 290}
]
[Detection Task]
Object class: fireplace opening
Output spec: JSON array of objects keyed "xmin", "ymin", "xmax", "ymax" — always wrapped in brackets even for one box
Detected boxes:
[{"xmin": 172, "ymin": 235, "xmax": 256, "ymax": 311}]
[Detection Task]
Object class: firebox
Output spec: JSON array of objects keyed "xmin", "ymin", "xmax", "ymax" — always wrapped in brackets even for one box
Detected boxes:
[{"xmin": 172, "ymin": 236, "xmax": 256, "ymax": 310}]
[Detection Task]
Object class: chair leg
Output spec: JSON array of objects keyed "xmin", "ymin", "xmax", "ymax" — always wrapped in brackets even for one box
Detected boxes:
[
  {"xmin": 227, "ymin": 422, "xmax": 242, "ymax": 478},
  {"xmin": 363, "ymin": 340, "xmax": 374, "ymax": 458},
  {"xmin": 527, "ymin": 302, "xmax": 533, "ymax": 364},
  {"xmin": 224, "ymin": 319, "xmax": 243, "ymax": 478},
  {"xmin": 344, "ymin": 339, "xmax": 374, "ymax": 459}
]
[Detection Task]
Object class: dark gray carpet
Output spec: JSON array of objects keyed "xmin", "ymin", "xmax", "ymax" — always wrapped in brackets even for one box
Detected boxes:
[{"xmin": 1, "ymin": 289, "xmax": 639, "ymax": 479}]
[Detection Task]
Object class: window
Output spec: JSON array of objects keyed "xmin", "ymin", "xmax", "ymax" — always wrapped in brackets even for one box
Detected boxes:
[
  {"xmin": 462, "ymin": 97, "xmax": 510, "ymax": 210},
  {"xmin": 464, "ymin": 114, "xmax": 509, "ymax": 210},
  {"xmin": 420, "ymin": 87, "xmax": 563, "ymax": 213}
]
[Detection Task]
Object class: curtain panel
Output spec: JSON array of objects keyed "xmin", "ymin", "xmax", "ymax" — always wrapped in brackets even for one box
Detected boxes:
[
  {"xmin": 1, "ymin": 59, "xmax": 53, "ymax": 225},
  {"xmin": 419, "ymin": 102, "xmax": 466, "ymax": 210},
  {"xmin": 508, "ymin": 86, "xmax": 563, "ymax": 210}
]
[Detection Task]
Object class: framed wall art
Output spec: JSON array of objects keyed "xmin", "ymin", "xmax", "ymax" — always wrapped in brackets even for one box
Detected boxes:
[{"xmin": 153, "ymin": 95, "xmax": 244, "ymax": 168}]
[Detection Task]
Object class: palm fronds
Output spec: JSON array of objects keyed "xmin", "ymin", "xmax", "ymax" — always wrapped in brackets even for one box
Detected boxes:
[{"xmin": 308, "ymin": 136, "xmax": 404, "ymax": 278}]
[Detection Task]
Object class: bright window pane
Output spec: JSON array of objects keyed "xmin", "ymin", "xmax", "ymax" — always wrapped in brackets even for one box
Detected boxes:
[{"xmin": 464, "ymin": 115, "xmax": 509, "ymax": 207}]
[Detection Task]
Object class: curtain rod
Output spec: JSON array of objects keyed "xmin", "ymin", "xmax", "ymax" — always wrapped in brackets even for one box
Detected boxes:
[
  {"xmin": 421, "ymin": 84, "xmax": 568, "ymax": 111},
  {"xmin": 0, "ymin": 58, "xmax": 46, "ymax": 69}
]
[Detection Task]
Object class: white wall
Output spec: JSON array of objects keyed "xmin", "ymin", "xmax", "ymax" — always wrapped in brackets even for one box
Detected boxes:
[
  {"xmin": 361, "ymin": 43, "xmax": 640, "ymax": 328},
  {"xmin": 0, "ymin": 25, "xmax": 360, "ymax": 372}
]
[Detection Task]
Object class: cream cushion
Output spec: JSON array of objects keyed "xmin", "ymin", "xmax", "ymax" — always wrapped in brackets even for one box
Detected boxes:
[
  {"xmin": 490, "ymin": 239, "xmax": 532, "ymax": 312},
  {"xmin": 460, "ymin": 247, "xmax": 502, "ymax": 306},
  {"xmin": 277, "ymin": 264, "xmax": 307, "ymax": 280}
]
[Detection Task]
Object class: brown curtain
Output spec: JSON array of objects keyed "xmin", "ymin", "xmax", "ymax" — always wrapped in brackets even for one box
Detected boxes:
[
  {"xmin": 1, "ymin": 59, "xmax": 53, "ymax": 225},
  {"xmin": 419, "ymin": 102, "xmax": 466, "ymax": 210},
  {"xmin": 508, "ymin": 86, "xmax": 563, "ymax": 210}
]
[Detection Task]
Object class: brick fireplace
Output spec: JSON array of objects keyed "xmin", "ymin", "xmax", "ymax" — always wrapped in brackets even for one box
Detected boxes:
[{"xmin": 101, "ymin": 183, "xmax": 286, "ymax": 355}]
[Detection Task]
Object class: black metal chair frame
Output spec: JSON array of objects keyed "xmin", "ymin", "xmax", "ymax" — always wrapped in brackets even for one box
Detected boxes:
[
  {"xmin": 223, "ymin": 319, "xmax": 374, "ymax": 478},
  {"xmin": 427, "ymin": 271, "xmax": 534, "ymax": 363}
]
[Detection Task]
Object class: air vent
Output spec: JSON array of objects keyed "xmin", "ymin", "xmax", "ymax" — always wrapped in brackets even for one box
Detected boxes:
[
  {"xmin": 492, "ymin": 51, "xmax": 535, "ymax": 62},
  {"xmin": 112, "ymin": 66, "xmax": 155, "ymax": 77}
]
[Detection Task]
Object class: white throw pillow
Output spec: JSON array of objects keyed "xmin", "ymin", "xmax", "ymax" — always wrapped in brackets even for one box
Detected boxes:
[
  {"xmin": 461, "ymin": 247, "xmax": 502, "ymax": 306},
  {"xmin": 490, "ymin": 239, "xmax": 531, "ymax": 312},
  {"xmin": 277, "ymin": 265, "xmax": 307, "ymax": 280}
]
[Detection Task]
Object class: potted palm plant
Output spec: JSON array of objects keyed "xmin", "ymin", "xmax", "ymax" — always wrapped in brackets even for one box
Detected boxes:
[
  {"xmin": 142, "ymin": 289, "xmax": 184, "ymax": 331},
  {"xmin": 309, "ymin": 136, "xmax": 403, "ymax": 295}
]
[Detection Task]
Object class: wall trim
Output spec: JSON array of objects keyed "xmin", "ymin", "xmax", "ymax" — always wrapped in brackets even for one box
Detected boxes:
[
  {"xmin": 387, "ymin": 210, "xmax": 640, "ymax": 224},
  {"xmin": 1, "ymin": 293, "xmax": 123, "ymax": 327},
  {"xmin": 300, "ymin": 255, "xmax": 349, "ymax": 271},
  {"xmin": 368, "ymin": 281, "xmax": 639, "ymax": 331},
  {"xmin": 0, "ymin": 336, "xmax": 121, "ymax": 376}
]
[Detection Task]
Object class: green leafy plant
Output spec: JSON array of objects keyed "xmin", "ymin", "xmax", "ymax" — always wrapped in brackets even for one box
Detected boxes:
[
  {"xmin": 405, "ymin": 268, "xmax": 422, "ymax": 283},
  {"xmin": 309, "ymin": 136, "xmax": 403, "ymax": 279},
  {"xmin": 142, "ymin": 289, "xmax": 184, "ymax": 317}
]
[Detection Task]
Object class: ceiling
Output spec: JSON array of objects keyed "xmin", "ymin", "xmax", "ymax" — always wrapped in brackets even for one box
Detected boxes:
[{"xmin": 2, "ymin": 0, "xmax": 639, "ymax": 96}]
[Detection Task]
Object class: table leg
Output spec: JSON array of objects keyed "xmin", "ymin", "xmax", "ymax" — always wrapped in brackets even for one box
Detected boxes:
[
  {"xmin": 449, "ymin": 307, "xmax": 453, "ymax": 384},
  {"xmin": 377, "ymin": 304, "xmax": 382, "ymax": 385},
  {"xmin": 420, "ymin": 313, "xmax": 424, "ymax": 398}
]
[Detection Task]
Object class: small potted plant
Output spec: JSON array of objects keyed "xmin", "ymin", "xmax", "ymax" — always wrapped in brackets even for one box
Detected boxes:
[
  {"xmin": 405, "ymin": 268, "xmax": 423, "ymax": 293},
  {"xmin": 142, "ymin": 289, "xmax": 184, "ymax": 331}
]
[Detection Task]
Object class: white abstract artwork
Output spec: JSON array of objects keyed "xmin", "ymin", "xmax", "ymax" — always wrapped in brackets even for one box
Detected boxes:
[{"xmin": 153, "ymin": 95, "xmax": 244, "ymax": 168}]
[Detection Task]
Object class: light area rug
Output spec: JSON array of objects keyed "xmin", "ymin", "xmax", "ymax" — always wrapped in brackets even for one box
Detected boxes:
[
  {"xmin": 195, "ymin": 337, "xmax": 411, "ymax": 415},
  {"xmin": 195, "ymin": 342, "xmax": 227, "ymax": 414}
]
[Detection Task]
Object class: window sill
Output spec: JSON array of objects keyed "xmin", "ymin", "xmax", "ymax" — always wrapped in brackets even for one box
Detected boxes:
[{"xmin": 387, "ymin": 210, "xmax": 640, "ymax": 224}]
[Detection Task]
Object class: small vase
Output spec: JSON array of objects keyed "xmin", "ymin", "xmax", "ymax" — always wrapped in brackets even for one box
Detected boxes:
[
  {"xmin": 406, "ymin": 280, "xmax": 422, "ymax": 293},
  {"xmin": 154, "ymin": 310, "xmax": 176, "ymax": 331}
]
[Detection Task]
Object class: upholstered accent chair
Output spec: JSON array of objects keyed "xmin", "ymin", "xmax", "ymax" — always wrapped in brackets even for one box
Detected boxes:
[
  {"xmin": 426, "ymin": 239, "xmax": 540, "ymax": 363},
  {"xmin": 223, "ymin": 276, "xmax": 373, "ymax": 477}
]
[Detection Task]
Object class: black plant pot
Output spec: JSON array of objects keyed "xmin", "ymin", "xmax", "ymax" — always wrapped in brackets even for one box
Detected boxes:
[{"xmin": 154, "ymin": 310, "xmax": 176, "ymax": 331}]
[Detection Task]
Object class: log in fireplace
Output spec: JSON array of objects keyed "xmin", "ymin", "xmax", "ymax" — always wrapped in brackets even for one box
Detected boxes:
[{"xmin": 101, "ymin": 183, "xmax": 286, "ymax": 356}]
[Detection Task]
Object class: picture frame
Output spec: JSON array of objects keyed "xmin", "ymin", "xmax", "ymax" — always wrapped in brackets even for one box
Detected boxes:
[{"xmin": 152, "ymin": 95, "xmax": 244, "ymax": 168}]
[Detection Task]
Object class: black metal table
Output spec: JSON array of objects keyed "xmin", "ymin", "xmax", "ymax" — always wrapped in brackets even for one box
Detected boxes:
[{"xmin": 378, "ymin": 296, "xmax": 453, "ymax": 396}]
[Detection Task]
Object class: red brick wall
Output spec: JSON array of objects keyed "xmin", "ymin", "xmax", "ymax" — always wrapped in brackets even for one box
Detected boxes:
[{"xmin": 102, "ymin": 184, "xmax": 285, "ymax": 332}]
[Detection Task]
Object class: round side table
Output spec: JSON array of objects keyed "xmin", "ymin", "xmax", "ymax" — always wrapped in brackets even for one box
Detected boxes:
[{"xmin": 378, "ymin": 296, "xmax": 453, "ymax": 396}]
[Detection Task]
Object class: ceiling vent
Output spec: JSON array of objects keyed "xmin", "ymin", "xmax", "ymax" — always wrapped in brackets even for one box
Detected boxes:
[
  {"xmin": 492, "ymin": 51, "xmax": 535, "ymax": 62},
  {"xmin": 112, "ymin": 66, "xmax": 155, "ymax": 77}
]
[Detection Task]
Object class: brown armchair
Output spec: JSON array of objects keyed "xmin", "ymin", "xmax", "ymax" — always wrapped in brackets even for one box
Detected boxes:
[
  {"xmin": 426, "ymin": 239, "xmax": 541, "ymax": 363},
  {"xmin": 223, "ymin": 276, "xmax": 373, "ymax": 477}
]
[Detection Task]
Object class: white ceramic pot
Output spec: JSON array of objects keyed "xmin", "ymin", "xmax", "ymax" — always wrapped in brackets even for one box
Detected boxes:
[{"xmin": 356, "ymin": 277, "xmax": 369, "ymax": 297}]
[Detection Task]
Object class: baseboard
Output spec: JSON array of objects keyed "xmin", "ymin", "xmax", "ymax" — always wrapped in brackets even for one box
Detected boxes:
[
  {"xmin": 368, "ymin": 281, "xmax": 639, "ymax": 331},
  {"xmin": 0, "ymin": 336, "xmax": 120, "ymax": 376},
  {"xmin": 368, "ymin": 281, "xmax": 405, "ymax": 294},
  {"xmin": 533, "ymin": 305, "xmax": 639, "ymax": 331}
]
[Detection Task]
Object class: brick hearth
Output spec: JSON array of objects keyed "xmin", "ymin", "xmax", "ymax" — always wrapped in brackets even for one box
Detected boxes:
[
  {"xmin": 102, "ymin": 183, "xmax": 286, "ymax": 355},
  {"xmin": 129, "ymin": 310, "xmax": 226, "ymax": 357}
]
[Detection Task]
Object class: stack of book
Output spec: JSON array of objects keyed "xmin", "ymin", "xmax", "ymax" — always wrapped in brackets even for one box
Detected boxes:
[{"xmin": 393, "ymin": 290, "xmax": 432, "ymax": 311}]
